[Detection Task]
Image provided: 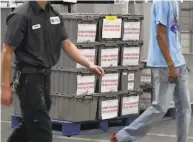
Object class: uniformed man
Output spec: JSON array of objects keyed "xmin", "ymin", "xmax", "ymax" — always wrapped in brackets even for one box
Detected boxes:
[{"xmin": 1, "ymin": 1, "xmax": 104, "ymax": 142}]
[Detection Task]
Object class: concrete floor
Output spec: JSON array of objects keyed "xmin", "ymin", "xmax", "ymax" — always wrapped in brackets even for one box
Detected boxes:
[{"xmin": 1, "ymin": 105, "xmax": 193, "ymax": 142}]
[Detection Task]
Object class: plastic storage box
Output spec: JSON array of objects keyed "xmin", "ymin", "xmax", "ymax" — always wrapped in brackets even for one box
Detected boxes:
[
  {"xmin": 61, "ymin": 13, "xmax": 99, "ymax": 43},
  {"xmin": 55, "ymin": 43, "xmax": 99, "ymax": 68},
  {"xmin": 49, "ymin": 93, "xmax": 98, "ymax": 121},
  {"xmin": 50, "ymin": 68, "xmax": 96, "ymax": 95},
  {"xmin": 69, "ymin": 43, "xmax": 99, "ymax": 69},
  {"xmin": 120, "ymin": 69, "xmax": 141, "ymax": 91},
  {"xmin": 97, "ymin": 92, "xmax": 120, "ymax": 120},
  {"xmin": 120, "ymin": 41, "xmax": 143, "ymax": 66},
  {"xmin": 122, "ymin": 14, "xmax": 144, "ymax": 41},
  {"xmin": 49, "ymin": 93, "xmax": 73, "ymax": 120},
  {"xmin": 119, "ymin": 91, "xmax": 142, "ymax": 117},
  {"xmin": 98, "ymin": 67, "xmax": 121, "ymax": 93},
  {"xmin": 97, "ymin": 42, "xmax": 120, "ymax": 68},
  {"xmin": 13, "ymin": 92, "xmax": 98, "ymax": 122},
  {"xmin": 98, "ymin": 14, "xmax": 123, "ymax": 42}
]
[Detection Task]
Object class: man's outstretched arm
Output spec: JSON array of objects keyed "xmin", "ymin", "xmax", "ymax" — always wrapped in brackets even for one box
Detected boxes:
[{"xmin": 61, "ymin": 39, "xmax": 104, "ymax": 77}]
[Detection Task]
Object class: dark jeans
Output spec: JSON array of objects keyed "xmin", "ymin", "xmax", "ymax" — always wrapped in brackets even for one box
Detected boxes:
[{"xmin": 8, "ymin": 72, "xmax": 52, "ymax": 142}]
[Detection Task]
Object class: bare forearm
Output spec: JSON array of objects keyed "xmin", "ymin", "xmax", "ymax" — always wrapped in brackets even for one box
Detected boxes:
[
  {"xmin": 157, "ymin": 34, "xmax": 174, "ymax": 67},
  {"xmin": 1, "ymin": 44, "xmax": 13, "ymax": 86},
  {"xmin": 62, "ymin": 40, "xmax": 92, "ymax": 68}
]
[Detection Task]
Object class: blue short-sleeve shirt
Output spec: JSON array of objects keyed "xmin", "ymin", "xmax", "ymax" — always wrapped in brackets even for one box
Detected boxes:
[{"xmin": 147, "ymin": 1, "xmax": 185, "ymax": 67}]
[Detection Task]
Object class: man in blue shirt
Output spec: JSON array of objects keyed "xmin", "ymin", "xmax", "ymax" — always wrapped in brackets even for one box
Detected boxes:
[{"xmin": 110, "ymin": 1, "xmax": 191, "ymax": 142}]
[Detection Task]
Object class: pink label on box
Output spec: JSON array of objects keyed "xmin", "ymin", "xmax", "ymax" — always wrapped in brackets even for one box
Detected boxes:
[
  {"xmin": 122, "ymin": 96, "xmax": 139, "ymax": 115},
  {"xmin": 77, "ymin": 24, "xmax": 96, "ymax": 43},
  {"xmin": 123, "ymin": 47, "xmax": 140, "ymax": 66},
  {"xmin": 77, "ymin": 75, "xmax": 95, "ymax": 95},
  {"xmin": 101, "ymin": 48, "xmax": 118, "ymax": 67},
  {"xmin": 101, "ymin": 99, "xmax": 118, "ymax": 119},
  {"xmin": 123, "ymin": 22, "xmax": 140, "ymax": 41},
  {"xmin": 101, "ymin": 73, "xmax": 118, "ymax": 92},
  {"xmin": 102, "ymin": 19, "xmax": 122, "ymax": 39}
]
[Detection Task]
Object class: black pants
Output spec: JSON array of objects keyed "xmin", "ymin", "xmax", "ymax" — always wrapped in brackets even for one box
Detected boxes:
[{"xmin": 8, "ymin": 72, "xmax": 52, "ymax": 142}]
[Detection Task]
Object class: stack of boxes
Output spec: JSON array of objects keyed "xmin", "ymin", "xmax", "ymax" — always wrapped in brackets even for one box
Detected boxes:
[
  {"xmin": 12, "ymin": 12, "xmax": 144, "ymax": 122},
  {"xmin": 48, "ymin": 13, "xmax": 144, "ymax": 121}
]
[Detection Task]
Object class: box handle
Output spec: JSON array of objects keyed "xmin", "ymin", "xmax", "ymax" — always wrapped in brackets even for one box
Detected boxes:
[
  {"xmin": 58, "ymin": 93, "xmax": 75, "ymax": 98},
  {"xmin": 83, "ymin": 95, "xmax": 93, "ymax": 100},
  {"xmin": 77, "ymin": 69, "xmax": 92, "ymax": 75},
  {"xmin": 120, "ymin": 41, "xmax": 143, "ymax": 46},
  {"xmin": 76, "ymin": 43, "xmax": 99, "ymax": 48},
  {"xmin": 75, "ymin": 95, "xmax": 93, "ymax": 100},
  {"xmin": 101, "ymin": 42, "xmax": 118, "ymax": 47},
  {"xmin": 122, "ymin": 15, "xmax": 144, "ymax": 20},
  {"xmin": 51, "ymin": 67, "xmax": 78, "ymax": 73},
  {"xmin": 121, "ymin": 66, "xmax": 139, "ymax": 71},
  {"xmin": 78, "ymin": 16, "xmax": 98, "ymax": 22},
  {"xmin": 104, "ymin": 66, "xmax": 121, "ymax": 72},
  {"xmin": 87, "ymin": 16, "xmax": 99, "ymax": 21},
  {"xmin": 75, "ymin": 95, "xmax": 84, "ymax": 99},
  {"xmin": 104, "ymin": 92, "xmax": 119, "ymax": 98}
]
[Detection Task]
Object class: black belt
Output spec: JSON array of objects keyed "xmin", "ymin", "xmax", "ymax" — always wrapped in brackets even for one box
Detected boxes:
[{"xmin": 18, "ymin": 67, "xmax": 51, "ymax": 74}]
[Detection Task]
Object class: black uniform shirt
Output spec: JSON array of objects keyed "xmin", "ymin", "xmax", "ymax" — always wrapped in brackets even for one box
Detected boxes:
[{"xmin": 4, "ymin": 1, "xmax": 68, "ymax": 68}]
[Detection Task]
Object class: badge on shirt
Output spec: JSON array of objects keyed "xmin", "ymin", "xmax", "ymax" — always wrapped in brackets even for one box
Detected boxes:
[
  {"xmin": 32, "ymin": 24, "xmax": 41, "ymax": 30},
  {"xmin": 50, "ymin": 16, "xmax": 61, "ymax": 25}
]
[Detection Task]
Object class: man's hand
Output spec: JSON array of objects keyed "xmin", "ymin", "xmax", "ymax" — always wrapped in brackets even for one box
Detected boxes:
[
  {"xmin": 88, "ymin": 64, "xmax": 104, "ymax": 78},
  {"xmin": 1, "ymin": 85, "xmax": 12, "ymax": 105},
  {"xmin": 168, "ymin": 66, "xmax": 178, "ymax": 84}
]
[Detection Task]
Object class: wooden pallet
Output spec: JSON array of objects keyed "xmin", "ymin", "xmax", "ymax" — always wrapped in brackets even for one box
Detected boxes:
[{"xmin": 11, "ymin": 114, "xmax": 138, "ymax": 136}]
